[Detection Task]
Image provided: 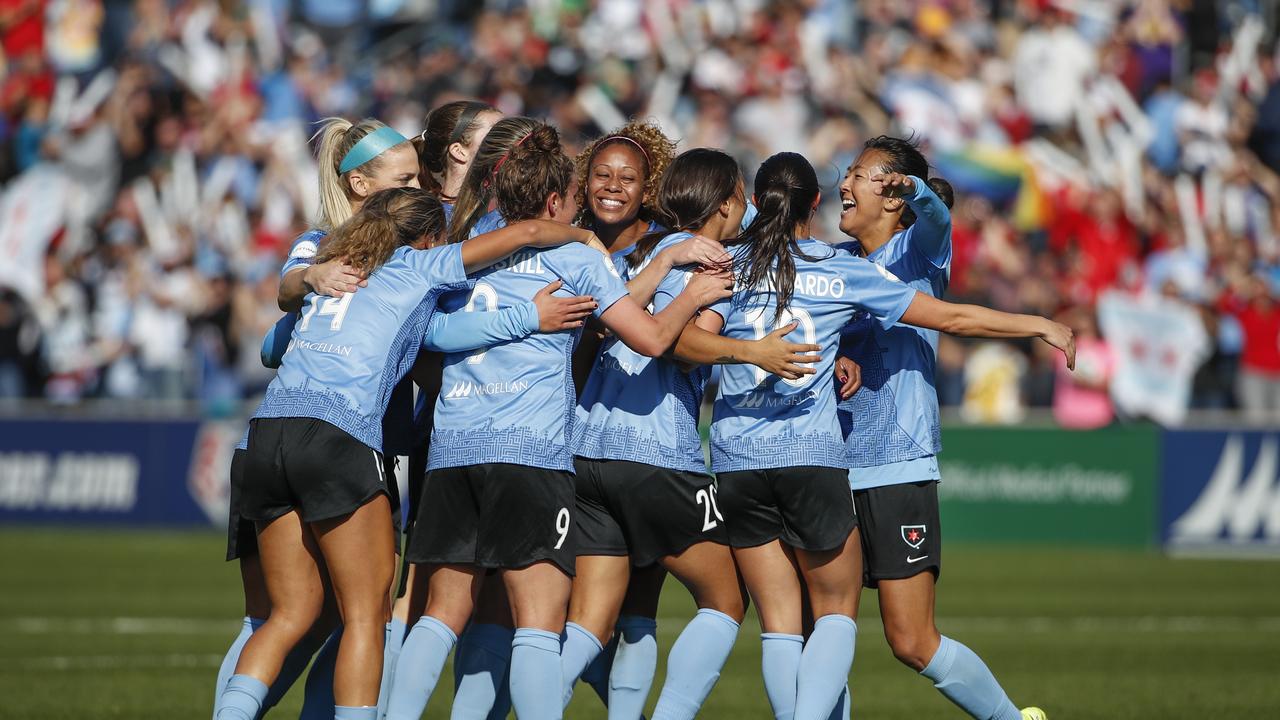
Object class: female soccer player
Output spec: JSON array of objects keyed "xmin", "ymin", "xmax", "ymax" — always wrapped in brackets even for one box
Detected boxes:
[
  {"xmin": 567, "ymin": 147, "xmax": 810, "ymax": 720},
  {"xmin": 832, "ymin": 136, "xmax": 1046, "ymax": 720},
  {"xmin": 215, "ymin": 116, "xmax": 423, "ymax": 719},
  {"xmin": 385, "ymin": 122, "xmax": 732, "ymax": 720},
  {"xmin": 681, "ymin": 152, "xmax": 1072, "ymax": 720},
  {"xmin": 415, "ymin": 100, "xmax": 502, "ymax": 222},
  {"xmin": 215, "ymin": 186, "xmax": 608, "ymax": 720}
]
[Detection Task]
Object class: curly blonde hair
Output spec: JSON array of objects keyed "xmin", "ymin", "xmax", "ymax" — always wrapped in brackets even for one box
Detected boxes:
[{"xmin": 573, "ymin": 119, "xmax": 677, "ymax": 228}]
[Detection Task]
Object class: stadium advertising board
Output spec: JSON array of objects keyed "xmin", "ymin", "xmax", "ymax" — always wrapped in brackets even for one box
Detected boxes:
[
  {"xmin": 938, "ymin": 426, "xmax": 1159, "ymax": 547},
  {"xmin": 1162, "ymin": 430, "xmax": 1280, "ymax": 555},
  {"xmin": 0, "ymin": 418, "xmax": 222, "ymax": 526}
]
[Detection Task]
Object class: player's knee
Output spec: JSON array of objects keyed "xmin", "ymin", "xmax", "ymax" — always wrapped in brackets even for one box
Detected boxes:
[
  {"xmin": 693, "ymin": 582, "xmax": 746, "ymax": 623},
  {"xmin": 886, "ymin": 629, "xmax": 936, "ymax": 672}
]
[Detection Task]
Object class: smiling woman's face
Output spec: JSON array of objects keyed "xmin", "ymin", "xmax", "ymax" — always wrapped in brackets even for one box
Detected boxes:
[
  {"xmin": 586, "ymin": 142, "xmax": 648, "ymax": 227},
  {"xmin": 837, "ymin": 148, "xmax": 890, "ymax": 238}
]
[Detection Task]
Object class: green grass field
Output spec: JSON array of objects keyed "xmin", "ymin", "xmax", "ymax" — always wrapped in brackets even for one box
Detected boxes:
[{"xmin": 2, "ymin": 529, "xmax": 1277, "ymax": 719}]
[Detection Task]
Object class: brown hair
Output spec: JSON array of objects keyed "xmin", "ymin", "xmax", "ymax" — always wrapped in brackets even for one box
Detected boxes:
[
  {"xmin": 493, "ymin": 123, "xmax": 573, "ymax": 222},
  {"xmin": 573, "ymin": 118, "xmax": 676, "ymax": 228},
  {"xmin": 628, "ymin": 148, "xmax": 742, "ymax": 269},
  {"xmin": 313, "ymin": 117, "xmax": 407, "ymax": 230},
  {"xmin": 447, "ymin": 116, "xmax": 542, "ymax": 245},
  {"xmin": 314, "ymin": 187, "xmax": 445, "ymax": 275},
  {"xmin": 416, "ymin": 100, "xmax": 498, "ymax": 196}
]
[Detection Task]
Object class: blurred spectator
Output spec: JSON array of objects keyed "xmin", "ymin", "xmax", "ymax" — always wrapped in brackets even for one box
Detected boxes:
[
  {"xmin": 1053, "ymin": 308, "xmax": 1115, "ymax": 429},
  {"xmin": 1221, "ymin": 275, "xmax": 1280, "ymax": 422}
]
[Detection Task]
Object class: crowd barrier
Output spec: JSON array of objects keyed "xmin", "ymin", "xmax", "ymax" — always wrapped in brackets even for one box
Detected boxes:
[{"xmin": 0, "ymin": 416, "xmax": 1275, "ymax": 554}]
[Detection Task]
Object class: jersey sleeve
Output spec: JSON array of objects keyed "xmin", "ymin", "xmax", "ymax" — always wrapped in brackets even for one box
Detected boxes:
[
  {"xmin": 902, "ymin": 176, "xmax": 952, "ymax": 270},
  {"xmin": 422, "ymin": 302, "xmax": 539, "ymax": 353},
  {"xmin": 405, "ymin": 243, "xmax": 469, "ymax": 288},
  {"xmin": 564, "ymin": 248, "xmax": 631, "ymax": 317},
  {"xmin": 280, "ymin": 231, "xmax": 323, "ymax": 278},
  {"xmin": 260, "ymin": 313, "xmax": 298, "ymax": 369},
  {"xmin": 841, "ymin": 253, "xmax": 917, "ymax": 329},
  {"xmin": 652, "ymin": 266, "xmax": 692, "ymax": 314}
]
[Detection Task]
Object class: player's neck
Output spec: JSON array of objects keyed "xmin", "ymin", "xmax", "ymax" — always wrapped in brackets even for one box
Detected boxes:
[{"xmin": 596, "ymin": 216, "xmax": 649, "ymax": 254}]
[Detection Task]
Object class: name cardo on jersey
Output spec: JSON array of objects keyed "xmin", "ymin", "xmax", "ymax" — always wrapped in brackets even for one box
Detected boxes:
[
  {"xmin": 444, "ymin": 379, "xmax": 530, "ymax": 399},
  {"xmin": 747, "ymin": 273, "xmax": 845, "ymax": 299}
]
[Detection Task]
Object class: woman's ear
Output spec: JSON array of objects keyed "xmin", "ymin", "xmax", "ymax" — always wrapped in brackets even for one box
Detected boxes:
[
  {"xmin": 447, "ymin": 141, "xmax": 469, "ymax": 166},
  {"xmin": 811, "ymin": 191, "xmax": 822, "ymax": 214},
  {"xmin": 348, "ymin": 172, "xmax": 369, "ymax": 199}
]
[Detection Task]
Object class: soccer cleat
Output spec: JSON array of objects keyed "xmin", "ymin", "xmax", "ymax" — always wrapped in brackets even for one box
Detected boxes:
[{"xmin": 1020, "ymin": 708, "xmax": 1048, "ymax": 720}]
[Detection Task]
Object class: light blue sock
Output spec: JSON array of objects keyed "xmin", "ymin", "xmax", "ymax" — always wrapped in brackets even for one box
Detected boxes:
[
  {"xmin": 651, "ymin": 609, "xmax": 740, "ymax": 720},
  {"xmin": 386, "ymin": 616, "xmax": 457, "ymax": 720},
  {"xmin": 216, "ymin": 674, "xmax": 269, "ymax": 720},
  {"xmin": 213, "ymin": 617, "xmax": 261, "ymax": 718},
  {"xmin": 794, "ymin": 615, "xmax": 856, "ymax": 720},
  {"xmin": 580, "ymin": 635, "xmax": 616, "ymax": 706},
  {"xmin": 509, "ymin": 628, "xmax": 563, "ymax": 720},
  {"xmin": 761, "ymin": 633, "xmax": 803, "ymax": 720},
  {"xmin": 378, "ymin": 619, "xmax": 406, "ymax": 720},
  {"xmin": 451, "ymin": 623, "xmax": 515, "ymax": 720},
  {"xmin": 825, "ymin": 686, "xmax": 850, "ymax": 720},
  {"xmin": 609, "ymin": 616, "xmax": 657, "ymax": 720},
  {"xmin": 560, "ymin": 622, "xmax": 604, "ymax": 709},
  {"xmin": 300, "ymin": 627, "xmax": 341, "ymax": 720},
  {"xmin": 264, "ymin": 627, "xmax": 327, "ymax": 712},
  {"xmin": 921, "ymin": 636, "xmax": 1021, "ymax": 720},
  {"xmin": 334, "ymin": 707, "xmax": 377, "ymax": 720}
]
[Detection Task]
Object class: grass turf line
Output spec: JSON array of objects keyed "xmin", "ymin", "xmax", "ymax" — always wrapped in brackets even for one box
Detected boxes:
[{"xmin": 1, "ymin": 529, "xmax": 1277, "ymax": 719}]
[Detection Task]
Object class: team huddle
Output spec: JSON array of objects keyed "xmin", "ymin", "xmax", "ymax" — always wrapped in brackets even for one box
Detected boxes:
[{"xmin": 210, "ymin": 101, "xmax": 1074, "ymax": 720}]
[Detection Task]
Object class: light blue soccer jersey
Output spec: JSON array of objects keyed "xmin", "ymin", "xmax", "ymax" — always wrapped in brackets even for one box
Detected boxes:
[
  {"xmin": 428, "ymin": 241, "xmax": 631, "ymax": 472},
  {"xmin": 274, "ymin": 227, "xmax": 419, "ymax": 455},
  {"xmin": 835, "ymin": 177, "xmax": 951, "ymax": 489},
  {"xmin": 574, "ymin": 232, "xmax": 709, "ymax": 474},
  {"xmin": 708, "ymin": 238, "xmax": 916, "ymax": 473},
  {"xmin": 254, "ymin": 244, "xmax": 471, "ymax": 452}
]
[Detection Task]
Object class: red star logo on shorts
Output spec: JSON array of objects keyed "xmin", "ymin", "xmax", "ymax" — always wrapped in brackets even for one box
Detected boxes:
[{"xmin": 907, "ymin": 529, "xmax": 920, "ymax": 542}]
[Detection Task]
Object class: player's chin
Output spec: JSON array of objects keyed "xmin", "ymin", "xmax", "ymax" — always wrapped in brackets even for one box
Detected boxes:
[{"xmin": 838, "ymin": 213, "xmax": 859, "ymax": 237}]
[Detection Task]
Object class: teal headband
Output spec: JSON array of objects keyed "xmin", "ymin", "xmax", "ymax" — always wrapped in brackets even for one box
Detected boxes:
[{"xmin": 339, "ymin": 126, "xmax": 408, "ymax": 174}]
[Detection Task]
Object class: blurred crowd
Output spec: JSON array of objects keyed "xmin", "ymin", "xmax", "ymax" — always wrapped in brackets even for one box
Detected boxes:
[{"xmin": 1, "ymin": 0, "xmax": 1279, "ymax": 426}]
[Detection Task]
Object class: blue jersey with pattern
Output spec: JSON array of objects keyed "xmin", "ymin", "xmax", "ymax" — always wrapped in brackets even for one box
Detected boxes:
[
  {"xmin": 277, "ymin": 227, "xmax": 418, "ymax": 455},
  {"xmin": 253, "ymin": 244, "xmax": 470, "ymax": 452},
  {"xmin": 574, "ymin": 232, "xmax": 709, "ymax": 474},
  {"xmin": 427, "ymin": 240, "xmax": 631, "ymax": 472},
  {"xmin": 707, "ymin": 238, "xmax": 916, "ymax": 473},
  {"xmin": 835, "ymin": 177, "xmax": 951, "ymax": 487}
]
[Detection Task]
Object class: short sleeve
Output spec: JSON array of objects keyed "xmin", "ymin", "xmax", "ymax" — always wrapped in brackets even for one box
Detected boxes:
[
  {"xmin": 405, "ymin": 243, "xmax": 469, "ymax": 288},
  {"xmin": 565, "ymin": 247, "xmax": 630, "ymax": 317},
  {"xmin": 841, "ymin": 254, "xmax": 917, "ymax": 330},
  {"xmin": 652, "ymin": 266, "xmax": 692, "ymax": 314},
  {"xmin": 280, "ymin": 230, "xmax": 324, "ymax": 278}
]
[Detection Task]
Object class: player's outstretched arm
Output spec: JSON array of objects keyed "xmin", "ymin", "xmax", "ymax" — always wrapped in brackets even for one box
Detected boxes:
[
  {"xmin": 670, "ymin": 319, "xmax": 821, "ymax": 381},
  {"xmin": 901, "ymin": 292, "xmax": 1076, "ymax": 369},
  {"xmin": 599, "ymin": 270, "xmax": 732, "ymax": 358},
  {"xmin": 458, "ymin": 220, "xmax": 600, "ymax": 273}
]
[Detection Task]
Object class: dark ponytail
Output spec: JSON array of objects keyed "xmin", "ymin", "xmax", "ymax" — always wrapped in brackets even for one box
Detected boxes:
[
  {"xmin": 627, "ymin": 148, "xmax": 742, "ymax": 269},
  {"xmin": 730, "ymin": 152, "xmax": 826, "ymax": 324},
  {"xmin": 863, "ymin": 135, "xmax": 943, "ymax": 227}
]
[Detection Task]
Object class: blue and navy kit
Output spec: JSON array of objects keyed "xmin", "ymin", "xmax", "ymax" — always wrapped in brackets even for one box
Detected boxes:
[
  {"xmin": 836, "ymin": 176, "xmax": 951, "ymax": 489},
  {"xmin": 253, "ymin": 243, "xmax": 471, "ymax": 452},
  {"xmin": 428, "ymin": 238, "xmax": 631, "ymax": 472},
  {"xmin": 707, "ymin": 238, "xmax": 916, "ymax": 473},
  {"xmin": 574, "ymin": 232, "xmax": 709, "ymax": 475}
]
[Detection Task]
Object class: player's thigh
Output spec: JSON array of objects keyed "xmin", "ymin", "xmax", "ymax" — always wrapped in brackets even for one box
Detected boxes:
[
  {"xmin": 794, "ymin": 527, "xmax": 862, "ymax": 619},
  {"xmin": 423, "ymin": 563, "xmax": 485, "ymax": 636},
  {"xmin": 569, "ymin": 554, "xmax": 631, "ymax": 642},
  {"xmin": 255, "ymin": 510, "xmax": 326, "ymax": 628},
  {"xmin": 312, "ymin": 494, "xmax": 397, "ymax": 623},
  {"xmin": 877, "ymin": 572, "xmax": 941, "ymax": 669},
  {"xmin": 661, "ymin": 541, "xmax": 746, "ymax": 622},
  {"xmin": 503, "ymin": 561, "xmax": 572, "ymax": 632},
  {"xmin": 731, "ymin": 540, "xmax": 803, "ymax": 635},
  {"xmin": 238, "ymin": 553, "xmax": 272, "ymax": 620}
]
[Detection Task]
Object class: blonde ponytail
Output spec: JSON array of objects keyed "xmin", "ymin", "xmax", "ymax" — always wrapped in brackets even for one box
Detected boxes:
[{"xmin": 312, "ymin": 116, "xmax": 402, "ymax": 230}]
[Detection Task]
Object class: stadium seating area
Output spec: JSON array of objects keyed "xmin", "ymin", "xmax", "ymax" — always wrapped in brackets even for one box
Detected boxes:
[{"xmin": 1, "ymin": 0, "xmax": 1278, "ymax": 424}]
